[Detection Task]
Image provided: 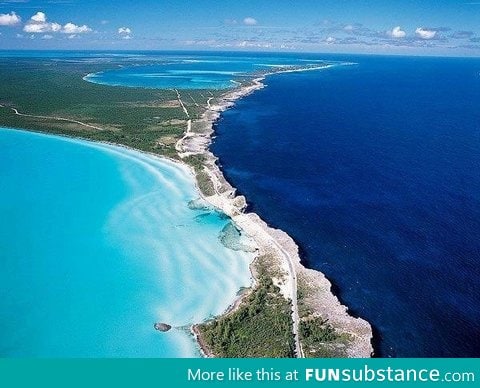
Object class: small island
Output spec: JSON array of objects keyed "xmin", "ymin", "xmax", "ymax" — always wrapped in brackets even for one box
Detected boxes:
[{"xmin": 154, "ymin": 323, "xmax": 172, "ymax": 332}]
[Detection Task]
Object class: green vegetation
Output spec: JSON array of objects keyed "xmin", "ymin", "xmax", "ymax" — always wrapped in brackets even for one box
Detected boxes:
[
  {"xmin": 299, "ymin": 317, "xmax": 347, "ymax": 358},
  {"xmin": 195, "ymin": 169, "xmax": 216, "ymax": 196},
  {"xmin": 300, "ymin": 317, "xmax": 337, "ymax": 343},
  {"xmin": 0, "ymin": 57, "xmax": 222, "ymax": 160},
  {"xmin": 296, "ymin": 279, "xmax": 313, "ymax": 317},
  {"xmin": 182, "ymin": 153, "xmax": 207, "ymax": 170},
  {"xmin": 197, "ymin": 255, "xmax": 295, "ymax": 357},
  {"xmin": 297, "ymin": 277, "xmax": 348, "ymax": 357},
  {"xmin": 182, "ymin": 154, "xmax": 216, "ymax": 196}
]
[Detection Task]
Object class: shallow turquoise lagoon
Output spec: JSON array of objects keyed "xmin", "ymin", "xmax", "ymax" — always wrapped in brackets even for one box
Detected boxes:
[
  {"xmin": 84, "ymin": 58, "xmax": 256, "ymax": 90},
  {"xmin": 83, "ymin": 55, "xmax": 328, "ymax": 90},
  {"xmin": 0, "ymin": 128, "xmax": 253, "ymax": 357}
]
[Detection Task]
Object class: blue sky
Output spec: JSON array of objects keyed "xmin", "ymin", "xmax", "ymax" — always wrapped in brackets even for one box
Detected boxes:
[{"xmin": 1, "ymin": 0, "xmax": 480, "ymax": 55}]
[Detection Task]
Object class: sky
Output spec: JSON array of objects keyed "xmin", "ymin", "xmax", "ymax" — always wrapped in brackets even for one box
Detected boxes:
[{"xmin": 1, "ymin": 0, "xmax": 480, "ymax": 55}]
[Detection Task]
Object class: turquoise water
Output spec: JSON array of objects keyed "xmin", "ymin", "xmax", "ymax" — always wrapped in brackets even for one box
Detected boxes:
[
  {"xmin": 85, "ymin": 64, "xmax": 241, "ymax": 90},
  {"xmin": 0, "ymin": 128, "xmax": 253, "ymax": 357},
  {"xmin": 83, "ymin": 54, "xmax": 330, "ymax": 89}
]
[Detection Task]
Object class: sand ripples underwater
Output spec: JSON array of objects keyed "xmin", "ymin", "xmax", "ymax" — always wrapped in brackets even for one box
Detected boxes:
[{"xmin": 0, "ymin": 129, "xmax": 253, "ymax": 357}]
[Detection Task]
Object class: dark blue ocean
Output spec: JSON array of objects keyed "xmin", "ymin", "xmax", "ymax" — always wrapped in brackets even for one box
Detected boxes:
[{"xmin": 212, "ymin": 55, "xmax": 480, "ymax": 357}]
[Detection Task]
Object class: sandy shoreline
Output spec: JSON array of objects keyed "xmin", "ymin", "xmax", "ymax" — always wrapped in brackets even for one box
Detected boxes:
[{"xmin": 178, "ymin": 65, "xmax": 374, "ymax": 358}]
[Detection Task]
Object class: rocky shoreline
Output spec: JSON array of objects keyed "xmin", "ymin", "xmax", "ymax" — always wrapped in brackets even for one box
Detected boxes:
[{"xmin": 178, "ymin": 67, "xmax": 374, "ymax": 358}]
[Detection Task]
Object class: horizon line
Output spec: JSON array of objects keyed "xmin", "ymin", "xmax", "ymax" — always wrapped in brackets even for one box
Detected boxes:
[{"xmin": 0, "ymin": 48, "xmax": 479, "ymax": 59}]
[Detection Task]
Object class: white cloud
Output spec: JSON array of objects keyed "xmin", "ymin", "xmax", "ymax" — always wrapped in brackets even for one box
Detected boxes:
[
  {"xmin": 118, "ymin": 27, "xmax": 132, "ymax": 39},
  {"xmin": 100, "ymin": 20, "xmax": 109, "ymax": 25},
  {"xmin": 62, "ymin": 22, "xmax": 91, "ymax": 34},
  {"xmin": 31, "ymin": 12, "xmax": 46, "ymax": 23},
  {"xmin": 118, "ymin": 27, "xmax": 131, "ymax": 34},
  {"xmin": 24, "ymin": 21, "xmax": 61, "ymax": 33},
  {"xmin": 24, "ymin": 12, "xmax": 91, "ymax": 34},
  {"xmin": 243, "ymin": 17, "xmax": 257, "ymax": 26},
  {"xmin": 237, "ymin": 40, "xmax": 271, "ymax": 48},
  {"xmin": 325, "ymin": 36, "xmax": 336, "ymax": 44},
  {"xmin": 415, "ymin": 27, "xmax": 436, "ymax": 40},
  {"xmin": 389, "ymin": 26, "xmax": 406, "ymax": 38},
  {"xmin": 0, "ymin": 11, "xmax": 21, "ymax": 26},
  {"xmin": 41, "ymin": 34, "xmax": 53, "ymax": 40},
  {"xmin": 183, "ymin": 39, "xmax": 217, "ymax": 46}
]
